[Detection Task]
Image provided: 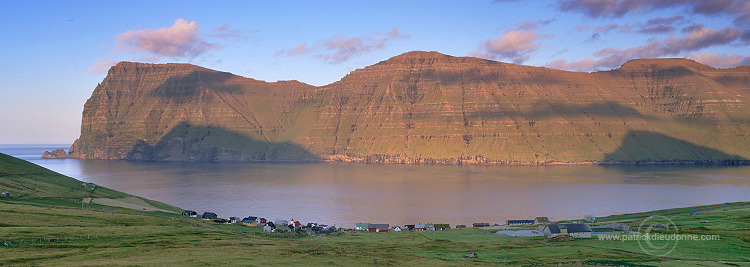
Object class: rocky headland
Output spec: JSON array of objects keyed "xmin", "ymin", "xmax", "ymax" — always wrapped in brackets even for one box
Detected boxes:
[{"xmin": 56, "ymin": 51, "xmax": 750, "ymax": 165}]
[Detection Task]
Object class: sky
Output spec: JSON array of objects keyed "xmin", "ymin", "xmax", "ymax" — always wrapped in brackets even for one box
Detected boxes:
[{"xmin": 1, "ymin": 0, "xmax": 748, "ymax": 144}]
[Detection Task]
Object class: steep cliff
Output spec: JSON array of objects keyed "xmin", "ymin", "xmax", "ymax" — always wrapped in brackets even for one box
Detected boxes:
[{"xmin": 67, "ymin": 51, "xmax": 750, "ymax": 164}]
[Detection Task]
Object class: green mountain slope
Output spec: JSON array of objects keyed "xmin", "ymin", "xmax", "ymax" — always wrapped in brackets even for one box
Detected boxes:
[
  {"xmin": 0, "ymin": 153, "xmax": 179, "ymax": 211},
  {"xmin": 64, "ymin": 51, "xmax": 750, "ymax": 164}
]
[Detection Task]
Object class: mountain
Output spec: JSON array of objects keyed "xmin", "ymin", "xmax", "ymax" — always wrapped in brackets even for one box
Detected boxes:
[{"xmin": 65, "ymin": 51, "xmax": 750, "ymax": 164}]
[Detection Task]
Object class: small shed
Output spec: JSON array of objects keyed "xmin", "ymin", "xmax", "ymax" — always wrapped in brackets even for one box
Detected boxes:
[
  {"xmin": 473, "ymin": 223, "xmax": 490, "ymax": 227},
  {"xmin": 201, "ymin": 212, "xmax": 218, "ymax": 220},
  {"xmin": 367, "ymin": 224, "xmax": 390, "ymax": 233},
  {"xmin": 542, "ymin": 223, "xmax": 592, "ymax": 238},
  {"xmin": 181, "ymin": 210, "xmax": 197, "ymax": 217},
  {"xmin": 228, "ymin": 217, "xmax": 239, "ymax": 223},
  {"xmin": 1, "ymin": 191, "xmax": 10, "ymax": 198}
]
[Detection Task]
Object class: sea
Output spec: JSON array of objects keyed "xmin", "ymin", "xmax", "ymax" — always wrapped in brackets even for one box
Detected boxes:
[{"xmin": 3, "ymin": 144, "xmax": 750, "ymax": 227}]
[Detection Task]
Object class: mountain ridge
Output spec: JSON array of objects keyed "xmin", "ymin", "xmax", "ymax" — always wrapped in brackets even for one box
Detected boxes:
[{"xmin": 62, "ymin": 51, "xmax": 750, "ymax": 164}]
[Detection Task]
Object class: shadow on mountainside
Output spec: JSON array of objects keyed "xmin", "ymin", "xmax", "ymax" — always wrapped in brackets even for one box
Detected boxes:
[
  {"xmin": 149, "ymin": 70, "xmax": 244, "ymax": 103},
  {"xmin": 127, "ymin": 122, "xmax": 318, "ymax": 161},
  {"xmin": 466, "ymin": 101, "xmax": 645, "ymax": 121},
  {"xmin": 600, "ymin": 130, "xmax": 748, "ymax": 165}
]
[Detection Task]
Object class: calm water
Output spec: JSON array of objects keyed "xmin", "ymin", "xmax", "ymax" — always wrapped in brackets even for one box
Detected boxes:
[{"xmin": 3, "ymin": 144, "xmax": 750, "ymax": 227}]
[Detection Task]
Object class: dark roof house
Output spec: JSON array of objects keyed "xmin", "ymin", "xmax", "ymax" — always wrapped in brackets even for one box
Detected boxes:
[
  {"xmin": 542, "ymin": 223, "xmax": 592, "ymax": 238},
  {"xmin": 201, "ymin": 212, "xmax": 218, "ymax": 220},
  {"xmin": 181, "ymin": 210, "xmax": 197, "ymax": 217}
]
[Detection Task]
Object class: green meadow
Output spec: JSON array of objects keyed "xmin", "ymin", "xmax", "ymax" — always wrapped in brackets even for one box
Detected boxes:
[{"xmin": 1, "ymin": 153, "xmax": 749, "ymax": 266}]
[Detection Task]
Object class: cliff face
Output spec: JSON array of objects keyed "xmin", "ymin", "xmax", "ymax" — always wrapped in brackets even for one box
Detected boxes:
[{"xmin": 68, "ymin": 51, "xmax": 750, "ymax": 164}]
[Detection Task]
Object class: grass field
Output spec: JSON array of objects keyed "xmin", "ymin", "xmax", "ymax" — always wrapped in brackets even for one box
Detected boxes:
[{"xmin": 2, "ymin": 153, "xmax": 749, "ymax": 266}]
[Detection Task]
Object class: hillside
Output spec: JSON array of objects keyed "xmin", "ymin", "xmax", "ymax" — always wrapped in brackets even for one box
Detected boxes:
[
  {"xmin": 0, "ymin": 153, "xmax": 179, "ymax": 212},
  {"xmin": 63, "ymin": 51, "xmax": 750, "ymax": 164}
]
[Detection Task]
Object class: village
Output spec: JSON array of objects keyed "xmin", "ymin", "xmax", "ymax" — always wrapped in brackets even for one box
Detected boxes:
[{"xmin": 180, "ymin": 210, "xmax": 633, "ymax": 239}]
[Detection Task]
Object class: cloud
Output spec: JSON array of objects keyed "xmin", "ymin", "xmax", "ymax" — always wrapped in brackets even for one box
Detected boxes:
[
  {"xmin": 556, "ymin": 0, "xmax": 750, "ymax": 27},
  {"xmin": 591, "ymin": 16, "xmax": 683, "ymax": 35},
  {"xmin": 690, "ymin": 53, "xmax": 748, "ymax": 68},
  {"xmin": 547, "ymin": 25, "xmax": 743, "ymax": 71},
  {"xmin": 89, "ymin": 58, "xmax": 119, "ymax": 74},
  {"xmin": 276, "ymin": 28, "xmax": 409, "ymax": 63},
  {"xmin": 276, "ymin": 43, "xmax": 314, "ymax": 56},
  {"xmin": 116, "ymin": 19, "xmax": 216, "ymax": 59},
  {"xmin": 207, "ymin": 24, "xmax": 241, "ymax": 39},
  {"xmin": 471, "ymin": 28, "xmax": 540, "ymax": 64}
]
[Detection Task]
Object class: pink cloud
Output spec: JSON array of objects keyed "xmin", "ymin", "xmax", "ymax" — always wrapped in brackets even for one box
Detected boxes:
[
  {"xmin": 471, "ymin": 29, "xmax": 540, "ymax": 64},
  {"xmin": 90, "ymin": 58, "xmax": 119, "ymax": 74},
  {"xmin": 276, "ymin": 43, "xmax": 313, "ymax": 56},
  {"xmin": 116, "ymin": 19, "xmax": 216, "ymax": 59},
  {"xmin": 276, "ymin": 28, "xmax": 409, "ymax": 63},
  {"xmin": 546, "ymin": 25, "xmax": 743, "ymax": 71},
  {"xmin": 690, "ymin": 53, "xmax": 747, "ymax": 68}
]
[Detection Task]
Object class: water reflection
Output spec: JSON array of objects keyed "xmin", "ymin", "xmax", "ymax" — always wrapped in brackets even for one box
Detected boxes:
[{"xmin": 3, "ymin": 145, "xmax": 750, "ymax": 227}]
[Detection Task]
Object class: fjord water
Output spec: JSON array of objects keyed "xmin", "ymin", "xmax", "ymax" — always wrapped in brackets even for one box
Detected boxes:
[{"xmin": 3, "ymin": 144, "xmax": 750, "ymax": 227}]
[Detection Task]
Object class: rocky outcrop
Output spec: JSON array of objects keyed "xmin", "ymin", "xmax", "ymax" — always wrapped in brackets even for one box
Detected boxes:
[
  {"xmin": 65, "ymin": 51, "xmax": 750, "ymax": 164},
  {"xmin": 41, "ymin": 148, "xmax": 68, "ymax": 159}
]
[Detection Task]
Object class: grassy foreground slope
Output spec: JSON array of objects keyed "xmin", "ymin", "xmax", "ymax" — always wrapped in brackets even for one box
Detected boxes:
[
  {"xmin": 0, "ymin": 152, "xmax": 180, "ymax": 212},
  {"xmin": 1, "ymin": 154, "xmax": 749, "ymax": 265}
]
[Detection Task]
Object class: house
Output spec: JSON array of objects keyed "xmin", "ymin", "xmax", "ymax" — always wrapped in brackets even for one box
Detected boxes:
[
  {"xmin": 201, "ymin": 212, "xmax": 218, "ymax": 220},
  {"xmin": 535, "ymin": 217, "xmax": 550, "ymax": 224},
  {"xmin": 228, "ymin": 217, "xmax": 239, "ymax": 223},
  {"xmin": 367, "ymin": 224, "xmax": 390, "ymax": 233},
  {"xmin": 433, "ymin": 224, "xmax": 450, "ymax": 230},
  {"xmin": 355, "ymin": 223, "xmax": 370, "ymax": 230},
  {"xmin": 404, "ymin": 225, "xmax": 416, "ymax": 231},
  {"xmin": 473, "ymin": 223, "xmax": 490, "ymax": 227},
  {"xmin": 259, "ymin": 218, "xmax": 268, "ymax": 224},
  {"xmin": 241, "ymin": 216, "xmax": 258, "ymax": 226},
  {"xmin": 507, "ymin": 220, "xmax": 536, "ymax": 226},
  {"xmin": 542, "ymin": 223, "xmax": 592, "ymax": 238},
  {"xmin": 392, "ymin": 226, "xmax": 403, "ymax": 232},
  {"xmin": 1, "ymin": 192, "xmax": 10, "ymax": 198},
  {"xmin": 584, "ymin": 215, "xmax": 596, "ymax": 222},
  {"xmin": 414, "ymin": 223, "xmax": 427, "ymax": 231},
  {"xmin": 181, "ymin": 210, "xmax": 197, "ymax": 217},
  {"xmin": 425, "ymin": 224, "xmax": 436, "ymax": 231},
  {"xmin": 274, "ymin": 219, "xmax": 289, "ymax": 226},
  {"xmin": 263, "ymin": 225, "xmax": 274, "ymax": 233}
]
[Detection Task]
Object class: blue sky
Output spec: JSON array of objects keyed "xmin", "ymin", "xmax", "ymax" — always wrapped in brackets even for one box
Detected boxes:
[{"xmin": 1, "ymin": 0, "xmax": 748, "ymax": 144}]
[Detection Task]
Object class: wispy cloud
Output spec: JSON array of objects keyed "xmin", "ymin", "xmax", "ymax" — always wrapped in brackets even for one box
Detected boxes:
[
  {"xmin": 556, "ymin": 0, "xmax": 750, "ymax": 26},
  {"xmin": 115, "ymin": 19, "xmax": 216, "ymax": 60},
  {"xmin": 547, "ymin": 25, "xmax": 743, "ymax": 71},
  {"xmin": 89, "ymin": 58, "xmax": 119, "ymax": 74},
  {"xmin": 276, "ymin": 28, "xmax": 409, "ymax": 63},
  {"xmin": 276, "ymin": 43, "xmax": 314, "ymax": 57}
]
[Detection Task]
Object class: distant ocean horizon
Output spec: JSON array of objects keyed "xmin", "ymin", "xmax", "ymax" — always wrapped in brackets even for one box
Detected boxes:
[{"xmin": 3, "ymin": 144, "xmax": 750, "ymax": 227}]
